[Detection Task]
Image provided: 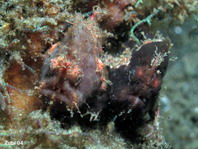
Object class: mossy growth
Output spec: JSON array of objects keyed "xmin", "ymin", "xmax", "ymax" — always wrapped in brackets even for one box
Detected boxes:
[{"xmin": 0, "ymin": 0, "xmax": 73, "ymax": 51}]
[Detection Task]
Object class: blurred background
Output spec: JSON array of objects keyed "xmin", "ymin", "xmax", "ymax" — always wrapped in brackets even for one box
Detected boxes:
[{"xmin": 159, "ymin": 18, "xmax": 198, "ymax": 149}]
